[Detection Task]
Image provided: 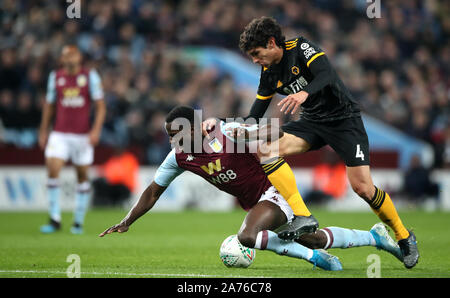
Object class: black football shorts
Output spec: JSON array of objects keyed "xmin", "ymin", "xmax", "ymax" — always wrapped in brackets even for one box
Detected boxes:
[{"xmin": 282, "ymin": 116, "xmax": 370, "ymax": 167}]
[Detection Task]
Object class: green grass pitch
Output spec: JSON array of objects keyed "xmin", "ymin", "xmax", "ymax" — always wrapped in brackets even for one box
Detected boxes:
[{"xmin": 0, "ymin": 208, "xmax": 449, "ymax": 278}]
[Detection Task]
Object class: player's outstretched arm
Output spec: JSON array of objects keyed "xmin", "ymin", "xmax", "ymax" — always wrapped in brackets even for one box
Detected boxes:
[{"xmin": 99, "ymin": 181, "xmax": 166, "ymax": 237}]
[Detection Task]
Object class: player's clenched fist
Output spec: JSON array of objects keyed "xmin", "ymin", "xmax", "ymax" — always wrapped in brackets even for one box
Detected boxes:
[{"xmin": 201, "ymin": 117, "xmax": 217, "ymax": 139}]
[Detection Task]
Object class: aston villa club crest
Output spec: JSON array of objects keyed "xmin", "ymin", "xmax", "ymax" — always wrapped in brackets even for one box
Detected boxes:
[
  {"xmin": 208, "ymin": 138, "xmax": 223, "ymax": 153},
  {"xmin": 77, "ymin": 74, "xmax": 87, "ymax": 87},
  {"xmin": 57, "ymin": 77, "xmax": 66, "ymax": 86}
]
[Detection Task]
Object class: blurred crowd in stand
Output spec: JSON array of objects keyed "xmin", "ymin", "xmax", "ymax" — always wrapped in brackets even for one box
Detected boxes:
[{"xmin": 0, "ymin": 0, "xmax": 448, "ymax": 174}]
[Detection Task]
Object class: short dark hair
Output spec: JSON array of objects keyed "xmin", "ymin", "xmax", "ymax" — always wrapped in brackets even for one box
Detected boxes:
[
  {"xmin": 239, "ymin": 16, "xmax": 285, "ymax": 53},
  {"xmin": 165, "ymin": 105, "xmax": 199, "ymax": 124}
]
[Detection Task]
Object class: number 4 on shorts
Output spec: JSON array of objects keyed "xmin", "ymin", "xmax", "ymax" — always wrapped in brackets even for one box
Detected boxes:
[{"xmin": 355, "ymin": 144, "xmax": 365, "ymax": 161}]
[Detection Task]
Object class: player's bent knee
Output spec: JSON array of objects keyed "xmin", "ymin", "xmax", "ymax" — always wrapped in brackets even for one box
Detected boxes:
[
  {"xmin": 351, "ymin": 182, "xmax": 373, "ymax": 202},
  {"xmin": 256, "ymin": 142, "xmax": 279, "ymax": 161},
  {"xmin": 347, "ymin": 166, "xmax": 374, "ymax": 201}
]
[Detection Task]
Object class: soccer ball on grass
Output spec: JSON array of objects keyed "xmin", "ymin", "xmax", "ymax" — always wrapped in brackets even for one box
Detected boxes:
[{"xmin": 219, "ymin": 234, "xmax": 255, "ymax": 268}]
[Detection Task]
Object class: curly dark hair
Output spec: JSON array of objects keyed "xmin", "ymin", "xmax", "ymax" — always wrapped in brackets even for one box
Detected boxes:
[
  {"xmin": 166, "ymin": 105, "xmax": 195, "ymax": 124},
  {"xmin": 239, "ymin": 16, "xmax": 285, "ymax": 53},
  {"xmin": 166, "ymin": 105, "xmax": 202, "ymax": 126}
]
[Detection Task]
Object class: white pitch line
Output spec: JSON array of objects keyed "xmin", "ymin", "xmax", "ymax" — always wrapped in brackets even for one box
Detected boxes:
[{"xmin": 0, "ymin": 270, "xmax": 269, "ymax": 278}]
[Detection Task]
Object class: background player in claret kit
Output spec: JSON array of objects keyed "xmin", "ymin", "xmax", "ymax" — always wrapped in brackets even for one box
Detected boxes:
[
  {"xmin": 235, "ymin": 16, "xmax": 418, "ymax": 268},
  {"xmin": 38, "ymin": 45, "xmax": 106, "ymax": 234},
  {"xmin": 100, "ymin": 106, "xmax": 404, "ymax": 271}
]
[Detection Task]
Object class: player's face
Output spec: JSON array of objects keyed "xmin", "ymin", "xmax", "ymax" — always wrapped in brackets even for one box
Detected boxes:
[
  {"xmin": 165, "ymin": 122, "xmax": 194, "ymax": 150},
  {"xmin": 61, "ymin": 46, "xmax": 82, "ymax": 70},
  {"xmin": 247, "ymin": 47, "xmax": 273, "ymax": 67},
  {"xmin": 246, "ymin": 39, "xmax": 282, "ymax": 68}
]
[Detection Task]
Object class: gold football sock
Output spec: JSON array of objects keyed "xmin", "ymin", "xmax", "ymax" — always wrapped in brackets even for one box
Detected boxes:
[
  {"xmin": 262, "ymin": 157, "xmax": 311, "ymax": 217},
  {"xmin": 370, "ymin": 186, "xmax": 410, "ymax": 240}
]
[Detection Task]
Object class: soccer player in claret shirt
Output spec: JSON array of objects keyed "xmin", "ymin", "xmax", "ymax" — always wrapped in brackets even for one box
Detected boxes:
[
  {"xmin": 100, "ymin": 106, "xmax": 404, "ymax": 271},
  {"xmin": 38, "ymin": 45, "xmax": 106, "ymax": 234},
  {"xmin": 233, "ymin": 16, "xmax": 418, "ymax": 268}
]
